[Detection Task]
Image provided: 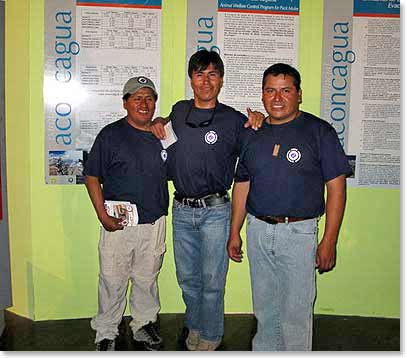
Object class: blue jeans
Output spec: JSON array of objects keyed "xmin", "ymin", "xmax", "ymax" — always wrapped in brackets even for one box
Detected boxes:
[
  {"xmin": 246, "ymin": 214, "xmax": 318, "ymax": 351},
  {"xmin": 172, "ymin": 199, "xmax": 231, "ymax": 342}
]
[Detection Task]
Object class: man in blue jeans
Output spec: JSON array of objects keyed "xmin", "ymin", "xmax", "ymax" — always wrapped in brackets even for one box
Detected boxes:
[
  {"xmin": 151, "ymin": 50, "xmax": 263, "ymax": 350},
  {"xmin": 228, "ymin": 63, "xmax": 352, "ymax": 351}
]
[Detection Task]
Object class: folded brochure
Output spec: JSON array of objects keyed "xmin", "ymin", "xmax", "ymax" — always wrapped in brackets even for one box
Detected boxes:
[{"xmin": 104, "ymin": 200, "xmax": 139, "ymax": 226}]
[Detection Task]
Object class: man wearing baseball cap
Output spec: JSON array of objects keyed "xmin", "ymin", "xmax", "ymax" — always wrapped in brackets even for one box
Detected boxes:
[{"xmin": 84, "ymin": 76, "xmax": 168, "ymax": 351}]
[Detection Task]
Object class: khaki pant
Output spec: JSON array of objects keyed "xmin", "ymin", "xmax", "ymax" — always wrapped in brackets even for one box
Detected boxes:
[{"xmin": 91, "ymin": 216, "xmax": 166, "ymax": 342}]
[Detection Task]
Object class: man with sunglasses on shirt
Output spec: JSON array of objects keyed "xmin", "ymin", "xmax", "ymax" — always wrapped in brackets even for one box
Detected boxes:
[{"xmin": 150, "ymin": 50, "xmax": 263, "ymax": 351}]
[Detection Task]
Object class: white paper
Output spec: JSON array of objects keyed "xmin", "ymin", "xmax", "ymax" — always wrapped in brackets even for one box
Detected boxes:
[
  {"xmin": 160, "ymin": 120, "xmax": 178, "ymax": 149},
  {"xmin": 217, "ymin": 6, "xmax": 299, "ymax": 114},
  {"xmin": 348, "ymin": 15, "xmax": 400, "ymax": 187}
]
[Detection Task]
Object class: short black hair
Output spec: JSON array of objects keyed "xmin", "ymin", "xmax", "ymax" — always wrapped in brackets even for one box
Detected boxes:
[
  {"xmin": 188, "ymin": 50, "xmax": 224, "ymax": 78},
  {"xmin": 262, "ymin": 63, "xmax": 301, "ymax": 91}
]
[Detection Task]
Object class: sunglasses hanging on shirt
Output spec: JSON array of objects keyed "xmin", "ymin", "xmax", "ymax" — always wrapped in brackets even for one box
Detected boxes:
[{"xmin": 185, "ymin": 101, "xmax": 218, "ymax": 128}]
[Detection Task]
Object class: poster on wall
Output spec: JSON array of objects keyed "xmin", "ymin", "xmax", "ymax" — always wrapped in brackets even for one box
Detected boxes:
[
  {"xmin": 186, "ymin": 0, "xmax": 299, "ymax": 114},
  {"xmin": 321, "ymin": 0, "xmax": 400, "ymax": 188},
  {"xmin": 44, "ymin": 0, "xmax": 162, "ymax": 184}
]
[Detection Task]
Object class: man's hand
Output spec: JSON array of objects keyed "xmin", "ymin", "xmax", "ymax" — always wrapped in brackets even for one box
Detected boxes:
[
  {"xmin": 149, "ymin": 117, "xmax": 167, "ymax": 139},
  {"xmin": 244, "ymin": 107, "xmax": 265, "ymax": 130},
  {"xmin": 316, "ymin": 175, "xmax": 346, "ymax": 274},
  {"xmin": 227, "ymin": 232, "xmax": 243, "ymax": 262},
  {"xmin": 100, "ymin": 214, "xmax": 125, "ymax": 232},
  {"xmin": 316, "ymin": 236, "xmax": 337, "ymax": 273}
]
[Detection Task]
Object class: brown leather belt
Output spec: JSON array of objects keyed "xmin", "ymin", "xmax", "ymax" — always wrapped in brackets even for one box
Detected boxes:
[
  {"xmin": 255, "ymin": 216, "xmax": 314, "ymax": 225},
  {"xmin": 174, "ymin": 191, "xmax": 229, "ymax": 208}
]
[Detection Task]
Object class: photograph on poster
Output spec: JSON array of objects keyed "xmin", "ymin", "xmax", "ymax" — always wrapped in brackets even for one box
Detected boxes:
[{"xmin": 48, "ymin": 150, "xmax": 85, "ymax": 177}]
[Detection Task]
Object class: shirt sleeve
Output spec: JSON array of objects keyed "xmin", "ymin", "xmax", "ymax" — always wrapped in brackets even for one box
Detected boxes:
[
  {"xmin": 234, "ymin": 128, "xmax": 252, "ymax": 182},
  {"xmin": 83, "ymin": 129, "xmax": 110, "ymax": 180},
  {"xmin": 235, "ymin": 111, "xmax": 249, "ymax": 157},
  {"xmin": 319, "ymin": 123, "xmax": 353, "ymax": 181}
]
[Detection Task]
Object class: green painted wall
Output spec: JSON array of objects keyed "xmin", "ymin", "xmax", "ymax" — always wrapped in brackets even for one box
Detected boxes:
[
  {"xmin": 5, "ymin": 0, "xmax": 399, "ymax": 321},
  {"xmin": 5, "ymin": 0, "xmax": 34, "ymax": 319}
]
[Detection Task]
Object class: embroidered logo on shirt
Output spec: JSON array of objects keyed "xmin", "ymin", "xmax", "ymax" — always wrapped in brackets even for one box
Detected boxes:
[
  {"xmin": 286, "ymin": 148, "xmax": 301, "ymax": 163},
  {"xmin": 161, "ymin": 149, "xmax": 168, "ymax": 162},
  {"xmin": 205, "ymin": 130, "xmax": 218, "ymax": 145}
]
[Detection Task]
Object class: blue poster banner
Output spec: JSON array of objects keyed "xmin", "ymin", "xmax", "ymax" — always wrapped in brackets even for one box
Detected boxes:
[
  {"xmin": 353, "ymin": 0, "xmax": 399, "ymax": 16},
  {"xmin": 76, "ymin": 0, "xmax": 161, "ymax": 8}
]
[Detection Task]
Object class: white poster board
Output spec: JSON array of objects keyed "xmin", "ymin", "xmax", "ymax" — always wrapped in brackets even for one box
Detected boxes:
[
  {"xmin": 321, "ymin": 0, "xmax": 400, "ymax": 187},
  {"xmin": 44, "ymin": 0, "xmax": 162, "ymax": 184},
  {"xmin": 186, "ymin": 0, "xmax": 300, "ymax": 114}
]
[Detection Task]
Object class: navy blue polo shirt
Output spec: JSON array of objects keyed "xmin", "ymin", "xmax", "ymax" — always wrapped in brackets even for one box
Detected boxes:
[
  {"xmin": 166, "ymin": 100, "xmax": 248, "ymax": 198},
  {"xmin": 235, "ymin": 111, "xmax": 352, "ymax": 218},
  {"xmin": 84, "ymin": 117, "xmax": 169, "ymax": 224}
]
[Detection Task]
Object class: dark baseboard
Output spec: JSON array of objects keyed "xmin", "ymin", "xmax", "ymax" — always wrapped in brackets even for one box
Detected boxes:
[{"xmin": 0, "ymin": 311, "xmax": 400, "ymax": 351}]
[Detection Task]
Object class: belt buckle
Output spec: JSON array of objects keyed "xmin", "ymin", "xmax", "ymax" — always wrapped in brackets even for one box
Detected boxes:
[
  {"xmin": 199, "ymin": 198, "xmax": 206, "ymax": 208},
  {"xmin": 187, "ymin": 198, "xmax": 202, "ymax": 208}
]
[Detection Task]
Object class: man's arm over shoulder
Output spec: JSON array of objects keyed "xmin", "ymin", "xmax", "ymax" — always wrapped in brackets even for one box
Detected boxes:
[
  {"xmin": 150, "ymin": 116, "xmax": 170, "ymax": 140},
  {"xmin": 244, "ymin": 107, "xmax": 265, "ymax": 130},
  {"xmin": 150, "ymin": 100, "xmax": 188, "ymax": 139}
]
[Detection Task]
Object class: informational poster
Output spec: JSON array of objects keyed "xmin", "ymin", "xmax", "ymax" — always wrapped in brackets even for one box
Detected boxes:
[
  {"xmin": 44, "ymin": 0, "xmax": 162, "ymax": 184},
  {"xmin": 321, "ymin": 0, "xmax": 400, "ymax": 188},
  {"xmin": 186, "ymin": 0, "xmax": 299, "ymax": 113}
]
